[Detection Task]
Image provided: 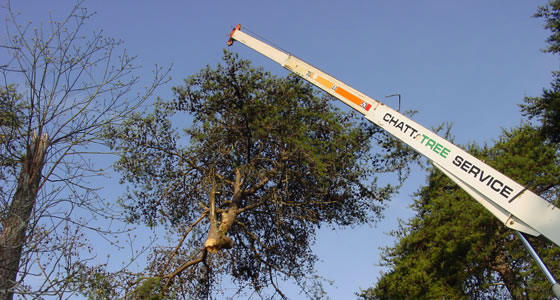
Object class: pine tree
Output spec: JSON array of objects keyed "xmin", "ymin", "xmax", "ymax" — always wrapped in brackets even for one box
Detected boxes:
[
  {"xmin": 107, "ymin": 51, "xmax": 416, "ymax": 299},
  {"xmin": 360, "ymin": 125, "xmax": 560, "ymax": 299}
]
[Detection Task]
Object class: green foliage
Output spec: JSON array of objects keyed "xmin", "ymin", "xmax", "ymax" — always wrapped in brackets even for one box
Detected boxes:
[
  {"xmin": 0, "ymin": 85, "xmax": 24, "ymax": 192},
  {"xmin": 71, "ymin": 263, "xmax": 120, "ymax": 300},
  {"xmin": 535, "ymin": 0, "xmax": 560, "ymax": 54},
  {"xmin": 360, "ymin": 125, "xmax": 560, "ymax": 299},
  {"xmin": 132, "ymin": 277, "xmax": 163, "ymax": 300},
  {"xmin": 521, "ymin": 73, "xmax": 560, "ymax": 143},
  {"xmin": 522, "ymin": 0, "xmax": 560, "ymax": 143},
  {"xmin": 108, "ymin": 50, "xmax": 417, "ymax": 298},
  {"xmin": 0, "ymin": 85, "xmax": 22, "ymax": 131}
]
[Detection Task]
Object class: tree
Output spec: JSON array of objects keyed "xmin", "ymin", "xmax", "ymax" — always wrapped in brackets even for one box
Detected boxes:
[
  {"xmin": 521, "ymin": 0, "xmax": 560, "ymax": 143},
  {"xmin": 521, "ymin": 73, "xmax": 560, "ymax": 143},
  {"xmin": 359, "ymin": 125, "xmax": 560, "ymax": 299},
  {"xmin": 535, "ymin": 0, "xmax": 560, "ymax": 55},
  {"xmin": 0, "ymin": 1, "xmax": 169, "ymax": 298},
  {"xmin": 107, "ymin": 51, "xmax": 417, "ymax": 299}
]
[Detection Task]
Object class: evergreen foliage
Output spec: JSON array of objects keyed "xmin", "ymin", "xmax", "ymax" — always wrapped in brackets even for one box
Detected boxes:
[
  {"xmin": 360, "ymin": 126, "xmax": 560, "ymax": 299},
  {"xmin": 108, "ymin": 51, "xmax": 416, "ymax": 298}
]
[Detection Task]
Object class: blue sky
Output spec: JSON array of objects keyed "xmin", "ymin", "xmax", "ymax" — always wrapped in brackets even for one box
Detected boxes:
[{"xmin": 2, "ymin": 0, "xmax": 557, "ymax": 298}]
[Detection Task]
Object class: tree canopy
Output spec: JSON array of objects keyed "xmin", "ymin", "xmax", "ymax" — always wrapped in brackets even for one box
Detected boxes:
[
  {"xmin": 107, "ymin": 51, "xmax": 417, "ymax": 299},
  {"xmin": 360, "ymin": 125, "xmax": 560, "ymax": 299},
  {"xmin": 522, "ymin": 0, "xmax": 560, "ymax": 143}
]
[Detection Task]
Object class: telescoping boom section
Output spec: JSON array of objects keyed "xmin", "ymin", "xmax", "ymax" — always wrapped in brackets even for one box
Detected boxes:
[{"xmin": 227, "ymin": 24, "xmax": 560, "ymax": 247}]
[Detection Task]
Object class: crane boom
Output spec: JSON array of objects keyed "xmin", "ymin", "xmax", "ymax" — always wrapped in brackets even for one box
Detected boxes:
[{"xmin": 227, "ymin": 25, "xmax": 560, "ymax": 247}]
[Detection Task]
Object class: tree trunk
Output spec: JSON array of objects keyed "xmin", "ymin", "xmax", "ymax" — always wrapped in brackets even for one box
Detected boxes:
[{"xmin": 0, "ymin": 133, "xmax": 48, "ymax": 300}]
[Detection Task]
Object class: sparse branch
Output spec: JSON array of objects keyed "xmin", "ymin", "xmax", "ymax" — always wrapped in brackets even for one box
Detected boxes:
[
  {"xmin": 236, "ymin": 199, "xmax": 266, "ymax": 214},
  {"xmin": 0, "ymin": 1, "xmax": 170, "ymax": 298},
  {"xmin": 144, "ymin": 143, "xmax": 234, "ymax": 186},
  {"xmin": 269, "ymin": 267, "xmax": 287, "ymax": 300},
  {"xmin": 161, "ymin": 211, "xmax": 208, "ymax": 274},
  {"xmin": 162, "ymin": 248, "xmax": 208, "ymax": 292},
  {"xmin": 235, "ymin": 220, "xmax": 274, "ymax": 251}
]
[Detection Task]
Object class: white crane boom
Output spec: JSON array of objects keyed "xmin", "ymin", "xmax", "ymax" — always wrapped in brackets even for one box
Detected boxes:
[{"xmin": 227, "ymin": 24, "xmax": 560, "ymax": 247}]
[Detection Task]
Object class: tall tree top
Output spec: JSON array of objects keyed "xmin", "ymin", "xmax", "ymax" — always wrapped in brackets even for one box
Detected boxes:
[
  {"xmin": 536, "ymin": 0, "xmax": 560, "ymax": 54},
  {"xmin": 107, "ymin": 51, "xmax": 417, "ymax": 298}
]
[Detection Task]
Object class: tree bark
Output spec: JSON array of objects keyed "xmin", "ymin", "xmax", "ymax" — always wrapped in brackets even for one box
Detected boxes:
[
  {"xmin": 204, "ymin": 168, "xmax": 242, "ymax": 253},
  {"xmin": 204, "ymin": 186, "xmax": 237, "ymax": 253},
  {"xmin": 0, "ymin": 133, "xmax": 48, "ymax": 300}
]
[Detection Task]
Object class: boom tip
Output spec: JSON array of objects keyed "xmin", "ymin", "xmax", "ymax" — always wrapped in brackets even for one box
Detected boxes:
[{"xmin": 227, "ymin": 24, "xmax": 242, "ymax": 46}]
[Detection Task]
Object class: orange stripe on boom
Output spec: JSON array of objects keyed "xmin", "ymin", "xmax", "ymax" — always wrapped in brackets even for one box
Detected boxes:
[
  {"xmin": 314, "ymin": 74, "xmax": 333, "ymax": 90},
  {"xmin": 335, "ymin": 86, "xmax": 363, "ymax": 108},
  {"xmin": 308, "ymin": 72, "xmax": 371, "ymax": 111}
]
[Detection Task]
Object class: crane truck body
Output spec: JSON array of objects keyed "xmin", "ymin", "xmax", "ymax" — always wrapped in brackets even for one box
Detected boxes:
[{"xmin": 226, "ymin": 24, "xmax": 560, "ymax": 295}]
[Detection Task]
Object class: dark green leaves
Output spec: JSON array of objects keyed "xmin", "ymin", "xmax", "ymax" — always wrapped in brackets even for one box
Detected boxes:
[
  {"xmin": 109, "ymin": 50, "xmax": 416, "ymax": 298},
  {"xmin": 361, "ymin": 126, "xmax": 560, "ymax": 299}
]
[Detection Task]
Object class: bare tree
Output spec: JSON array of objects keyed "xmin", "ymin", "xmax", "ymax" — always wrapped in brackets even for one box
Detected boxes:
[{"xmin": 0, "ymin": 1, "xmax": 169, "ymax": 298}]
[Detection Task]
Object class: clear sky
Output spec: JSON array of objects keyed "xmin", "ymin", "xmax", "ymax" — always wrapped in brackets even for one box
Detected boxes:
[{"xmin": 2, "ymin": 0, "xmax": 557, "ymax": 299}]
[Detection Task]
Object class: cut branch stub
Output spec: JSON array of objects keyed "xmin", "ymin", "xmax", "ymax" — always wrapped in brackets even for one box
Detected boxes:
[
  {"xmin": 204, "ymin": 204, "xmax": 238, "ymax": 253},
  {"xmin": 204, "ymin": 228, "xmax": 233, "ymax": 253},
  {"xmin": 204, "ymin": 170, "xmax": 239, "ymax": 254}
]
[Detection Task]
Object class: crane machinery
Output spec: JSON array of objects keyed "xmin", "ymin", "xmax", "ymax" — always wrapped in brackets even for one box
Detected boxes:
[{"xmin": 226, "ymin": 24, "xmax": 560, "ymax": 296}]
